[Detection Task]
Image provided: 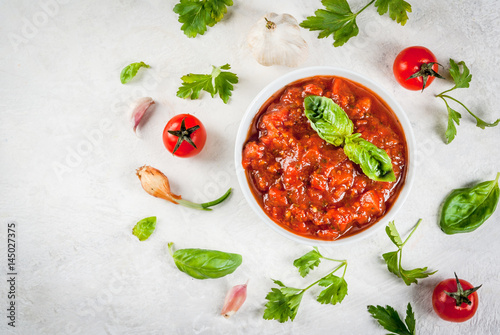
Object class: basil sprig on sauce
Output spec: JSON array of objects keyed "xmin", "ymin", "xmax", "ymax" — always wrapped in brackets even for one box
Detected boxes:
[
  {"xmin": 440, "ymin": 172, "xmax": 499, "ymax": 234},
  {"xmin": 304, "ymin": 95, "xmax": 353, "ymax": 146},
  {"xmin": 168, "ymin": 242, "xmax": 242, "ymax": 279},
  {"xmin": 344, "ymin": 134, "xmax": 396, "ymax": 182},
  {"xmin": 304, "ymin": 95, "xmax": 395, "ymax": 182}
]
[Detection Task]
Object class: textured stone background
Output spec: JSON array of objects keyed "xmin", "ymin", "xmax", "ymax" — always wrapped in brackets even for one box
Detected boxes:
[{"xmin": 1, "ymin": 0, "xmax": 499, "ymax": 334}]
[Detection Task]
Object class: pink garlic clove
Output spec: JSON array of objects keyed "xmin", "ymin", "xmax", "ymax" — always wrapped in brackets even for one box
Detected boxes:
[
  {"xmin": 131, "ymin": 97, "xmax": 155, "ymax": 133},
  {"xmin": 221, "ymin": 281, "xmax": 248, "ymax": 318}
]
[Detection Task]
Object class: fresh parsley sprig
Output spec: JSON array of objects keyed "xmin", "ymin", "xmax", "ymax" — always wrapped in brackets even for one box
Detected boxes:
[
  {"xmin": 383, "ymin": 220, "xmax": 436, "ymax": 286},
  {"xmin": 177, "ymin": 64, "xmax": 238, "ymax": 104},
  {"xmin": 368, "ymin": 303, "xmax": 415, "ymax": 335},
  {"xmin": 173, "ymin": 0, "xmax": 233, "ymax": 38},
  {"xmin": 300, "ymin": 0, "xmax": 412, "ymax": 47},
  {"xmin": 263, "ymin": 248, "xmax": 348, "ymax": 323},
  {"xmin": 436, "ymin": 59, "xmax": 500, "ymax": 143}
]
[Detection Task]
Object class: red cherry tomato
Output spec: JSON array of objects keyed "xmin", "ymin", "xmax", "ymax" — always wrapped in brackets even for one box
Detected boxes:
[
  {"xmin": 162, "ymin": 114, "xmax": 206, "ymax": 158},
  {"xmin": 393, "ymin": 46, "xmax": 442, "ymax": 91},
  {"xmin": 432, "ymin": 274, "xmax": 481, "ymax": 322}
]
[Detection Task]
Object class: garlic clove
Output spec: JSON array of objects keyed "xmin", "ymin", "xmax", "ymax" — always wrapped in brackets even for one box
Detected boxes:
[
  {"xmin": 131, "ymin": 97, "xmax": 155, "ymax": 133},
  {"xmin": 221, "ymin": 281, "xmax": 248, "ymax": 318},
  {"xmin": 247, "ymin": 13, "xmax": 308, "ymax": 67}
]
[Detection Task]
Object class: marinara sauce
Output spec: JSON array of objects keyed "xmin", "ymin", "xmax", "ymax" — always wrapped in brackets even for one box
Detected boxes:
[{"xmin": 242, "ymin": 76, "xmax": 408, "ymax": 241}]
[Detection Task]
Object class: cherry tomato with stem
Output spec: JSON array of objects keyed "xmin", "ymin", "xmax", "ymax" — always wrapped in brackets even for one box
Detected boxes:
[
  {"xmin": 393, "ymin": 46, "xmax": 444, "ymax": 91},
  {"xmin": 432, "ymin": 273, "xmax": 481, "ymax": 322},
  {"xmin": 163, "ymin": 114, "xmax": 206, "ymax": 158}
]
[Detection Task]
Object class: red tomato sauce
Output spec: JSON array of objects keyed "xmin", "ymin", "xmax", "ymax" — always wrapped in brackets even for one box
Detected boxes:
[{"xmin": 242, "ymin": 76, "xmax": 408, "ymax": 241}]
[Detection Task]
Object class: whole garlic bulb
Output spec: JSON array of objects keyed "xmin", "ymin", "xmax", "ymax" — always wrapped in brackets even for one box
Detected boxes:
[{"xmin": 247, "ymin": 13, "xmax": 308, "ymax": 67}]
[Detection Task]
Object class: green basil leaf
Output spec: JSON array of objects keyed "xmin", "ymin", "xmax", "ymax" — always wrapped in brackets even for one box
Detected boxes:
[
  {"xmin": 304, "ymin": 95, "xmax": 354, "ymax": 146},
  {"xmin": 344, "ymin": 133, "xmax": 396, "ymax": 182},
  {"xmin": 132, "ymin": 216, "xmax": 157, "ymax": 241},
  {"xmin": 440, "ymin": 173, "xmax": 500, "ymax": 234},
  {"xmin": 169, "ymin": 245, "xmax": 242, "ymax": 279},
  {"xmin": 120, "ymin": 61, "xmax": 150, "ymax": 84},
  {"xmin": 316, "ymin": 274, "xmax": 348, "ymax": 305}
]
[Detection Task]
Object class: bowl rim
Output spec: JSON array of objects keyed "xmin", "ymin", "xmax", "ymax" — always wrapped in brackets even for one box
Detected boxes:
[{"xmin": 234, "ymin": 66, "xmax": 416, "ymax": 246}]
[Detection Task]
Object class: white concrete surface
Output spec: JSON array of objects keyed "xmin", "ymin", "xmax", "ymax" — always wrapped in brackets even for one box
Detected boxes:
[{"xmin": 1, "ymin": 0, "xmax": 499, "ymax": 334}]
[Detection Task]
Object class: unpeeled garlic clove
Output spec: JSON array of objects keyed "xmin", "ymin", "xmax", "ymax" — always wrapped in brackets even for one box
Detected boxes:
[
  {"xmin": 221, "ymin": 281, "xmax": 248, "ymax": 318},
  {"xmin": 131, "ymin": 97, "xmax": 155, "ymax": 133},
  {"xmin": 247, "ymin": 13, "xmax": 308, "ymax": 67}
]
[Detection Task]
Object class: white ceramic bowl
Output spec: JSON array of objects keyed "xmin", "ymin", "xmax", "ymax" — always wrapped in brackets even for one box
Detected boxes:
[{"xmin": 234, "ymin": 66, "xmax": 416, "ymax": 246}]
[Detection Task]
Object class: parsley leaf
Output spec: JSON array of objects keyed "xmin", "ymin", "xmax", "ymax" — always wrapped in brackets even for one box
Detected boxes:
[
  {"xmin": 382, "ymin": 220, "xmax": 436, "ymax": 285},
  {"xmin": 446, "ymin": 59, "xmax": 499, "ymax": 129},
  {"xmin": 177, "ymin": 64, "xmax": 238, "ymax": 104},
  {"xmin": 400, "ymin": 267, "xmax": 435, "ymax": 286},
  {"xmin": 263, "ymin": 280, "xmax": 304, "ymax": 323},
  {"xmin": 385, "ymin": 221, "xmax": 403, "ymax": 247},
  {"xmin": 367, "ymin": 303, "xmax": 415, "ymax": 335},
  {"xmin": 449, "ymin": 59, "xmax": 472, "ymax": 89},
  {"xmin": 374, "ymin": 0, "xmax": 412, "ymax": 26},
  {"xmin": 445, "ymin": 104, "xmax": 461, "ymax": 144},
  {"xmin": 317, "ymin": 274, "xmax": 348, "ymax": 305},
  {"xmin": 293, "ymin": 247, "xmax": 323, "ymax": 277},
  {"xmin": 300, "ymin": 0, "xmax": 359, "ymax": 47},
  {"xmin": 436, "ymin": 59, "xmax": 499, "ymax": 143},
  {"xmin": 263, "ymin": 248, "xmax": 348, "ymax": 323},
  {"xmin": 120, "ymin": 62, "xmax": 150, "ymax": 84},
  {"xmin": 173, "ymin": 0, "xmax": 233, "ymax": 38},
  {"xmin": 301, "ymin": 0, "xmax": 412, "ymax": 47},
  {"xmin": 405, "ymin": 303, "xmax": 416, "ymax": 334},
  {"xmin": 382, "ymin": 251, "xmax": 399, "ymax": 277}
]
